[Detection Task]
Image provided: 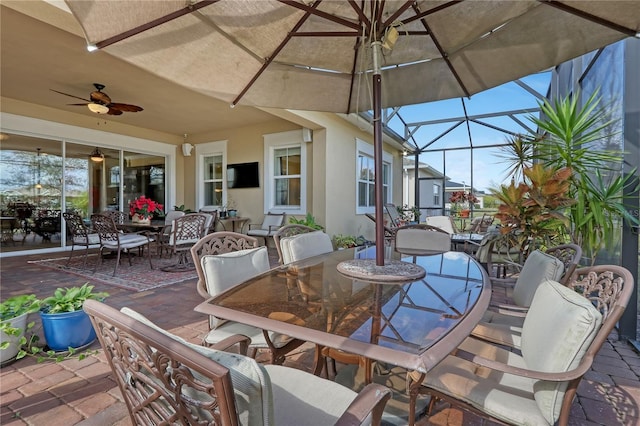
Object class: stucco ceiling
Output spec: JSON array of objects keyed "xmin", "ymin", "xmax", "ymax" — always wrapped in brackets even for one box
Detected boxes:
[{"xmin": 0, "ymin": 2, "xmax": 278, "ymax": 139}]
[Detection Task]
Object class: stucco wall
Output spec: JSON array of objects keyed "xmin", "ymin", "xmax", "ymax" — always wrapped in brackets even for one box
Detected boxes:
[{"xmin": 187, "ymin": 119, "xmax": 300, "ymax": 227}]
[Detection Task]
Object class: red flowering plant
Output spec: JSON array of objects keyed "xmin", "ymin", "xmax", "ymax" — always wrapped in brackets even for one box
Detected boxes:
[
  {"xmin": 449, "ymin": 190, "xmax": 479, "ymax": 206},
  {"xmin": 129, "ymin": 196, "xmax": 163, "ymax": 219}
]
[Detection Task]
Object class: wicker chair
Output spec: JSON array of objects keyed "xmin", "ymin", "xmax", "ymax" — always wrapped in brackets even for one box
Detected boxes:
[
  {"xmin": 85, "ymin": 299, "xmax": 392, "ymax": 426},
  {"xmin": 407, "ymin": 265, "xmax": 634, "ymax": 426}
]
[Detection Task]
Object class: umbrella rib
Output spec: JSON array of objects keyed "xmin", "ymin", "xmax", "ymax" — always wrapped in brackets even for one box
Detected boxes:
[
  {"xmin": 280, "ymin": 0, "xmax": 362, "ymax": 30},
  {"xmin": 93, "ymin": 0, "xmax": 218, "ymax": 50},
  {"xmin": 400, "ymin": 1, "xmax": 461, "ymax": 26},
  {"xmin": 380, "ymin": 0, "xmax": 419, "ymax": 30},
  {"xmin": 411, "ymin": 2, "xmax": 471, "ymax": 98},
  {"xmin": 539, "ymin": 0, "xmax": 639, "ymax": 37}
]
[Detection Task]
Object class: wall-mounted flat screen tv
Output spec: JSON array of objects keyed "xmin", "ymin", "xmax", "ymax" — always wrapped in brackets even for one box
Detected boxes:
[{"xmin": 227, "ymin": 162, "xmax": 260, "ymax": 188}]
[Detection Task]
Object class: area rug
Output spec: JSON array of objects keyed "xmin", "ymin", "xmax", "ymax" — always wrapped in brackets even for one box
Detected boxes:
[{"xmin": 30, "ymin": 253, "xmax": 198, "ymax": 292}]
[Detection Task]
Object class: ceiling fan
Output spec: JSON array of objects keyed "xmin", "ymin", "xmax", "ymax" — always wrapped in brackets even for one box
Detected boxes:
[{"xmin": 51, "ymin": 83, "xmax": 143, "ymax": 115}]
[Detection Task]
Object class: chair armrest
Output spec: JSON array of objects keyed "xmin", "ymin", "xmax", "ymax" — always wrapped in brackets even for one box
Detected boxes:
[
  {"xmin": 207, "ymin": 334, "xmax": 250, "ymax": 355},
  {"xmin": 488, "ymin": 303, "xmax": 528, "ymax": 316},
  {"xmin": 455, "ymin": 349, "xmax": 593, "ymax": 382},
  {"xmin": 334, "ymin": 383, "xmax": 392, "ymax": 426},
  {"xmin": 489, "ymin": 276, "xmax": 518, "ymax": 287},
  {"xmin": 268, "ymin": 225, "xmax": 283, "ymax": 232},
  {"xmin": 248, "ymin": 223, "xmax": 261, "ymax": 230}
]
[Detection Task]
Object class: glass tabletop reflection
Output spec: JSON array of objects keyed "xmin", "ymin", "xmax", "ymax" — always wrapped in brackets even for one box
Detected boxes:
[{"xmin": 195, "ymin": 245, "xmax": 490, "ymax": 373}]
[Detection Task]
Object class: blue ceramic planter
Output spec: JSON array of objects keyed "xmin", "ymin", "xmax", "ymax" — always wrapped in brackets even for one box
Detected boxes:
[{"xmin": 39, "ymin": 310, "xmax": 96, "ymax": 352}]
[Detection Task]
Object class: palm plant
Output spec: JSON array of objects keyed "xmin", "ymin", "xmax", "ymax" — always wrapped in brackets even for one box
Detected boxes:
[{"xmin": 498, "ymin": 91, "xmax": 638, "ymax": 264}]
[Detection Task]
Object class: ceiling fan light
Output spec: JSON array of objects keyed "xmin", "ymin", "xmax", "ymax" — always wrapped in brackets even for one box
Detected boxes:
[
  {"xmin": 88, "ymin": 103, "xmax": 109, "ymax": 114},
  {"xmin": 90, "ymin": 147, "xmax": 105, "ymax": 162}
]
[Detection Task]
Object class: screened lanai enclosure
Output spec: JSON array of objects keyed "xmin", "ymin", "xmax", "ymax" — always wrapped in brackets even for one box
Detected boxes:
[{"xmin": 382, "ymin": 39, "xmax": 639, "ymax": 343}]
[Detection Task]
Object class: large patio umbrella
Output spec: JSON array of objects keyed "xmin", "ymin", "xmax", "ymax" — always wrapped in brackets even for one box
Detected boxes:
[{"xmin": 64, "ymin": 0, "xmax": 639, "ymax": 266}]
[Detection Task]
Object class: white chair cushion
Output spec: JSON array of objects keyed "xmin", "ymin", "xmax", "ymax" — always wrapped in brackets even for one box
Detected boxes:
[
  {"xmin": 424, "ymin": 216, "xmax": 455, "ymax": 234},
  {"xmin": 102, "ymin": 233, "xmax": 148, "ymax": 250},
  {"xmin": 120, "ymin": 307, "xmax": 273, "ymax": 426},
  {"xmin": 201, "ymin": 247, "xmax": 270, "ymax": 296},
  {"xmin": 264, "ymin": 364, "xmax": 358, "ymax": 425},
  {"xmin": 247, "ymin": 228, "xmax": 271, "ymax": 237},
  {"xmin": 395, "ymin": 228, "xmax": 451, "ymax": 253},
  {"xmin": 201, "ymin": 247, "xmax": 270, "ymax": 329},
  {"xmin": 203, "ymin": 321, "xmax": 295, "ymax": 349},
  {"xmin": 260, "ymin": 214, "xmax": 283, "ymax": 230},
  {"xmin": 418, "ymin": 337, "xmax": 546, "ymax": 425},
  {"xmin": 73, "ymin": 233, "xmax": 100, "ymax": 245},
  {"xmin": 164, "ymin": 210, "xmax": 185, "ymax": 225},
  {"xmin": 279, "ymin": 231, "xmax": 333, "ymax": 264},
  {"xmin": 512, "ymin": 250, "xmax": 564, "ymax": 307},
  {"xmin": 521, "ymin": 280, "xmax": 602, "ymax": 424},
  {"xmin": 420, "ymin": 280, "xmax": 602, "ymax": 426}
]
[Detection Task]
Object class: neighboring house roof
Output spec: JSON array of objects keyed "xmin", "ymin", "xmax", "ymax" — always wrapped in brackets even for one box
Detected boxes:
[{"xmin": 402, "ymin": 158, "xmax": 446, "ymax": 179}]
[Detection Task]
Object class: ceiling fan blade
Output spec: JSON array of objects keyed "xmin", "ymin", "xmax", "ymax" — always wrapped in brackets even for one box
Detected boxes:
[
  {"xmin": 107, "ymin": 108, "xmax": 124, "ymax": 116},
  {"xmin": 50, "ymin": 89, "xmax": 91, "ymax": 103},
  {"xmin": 109, "ymin": 103, "xmax": 143, "ymax": 112}
]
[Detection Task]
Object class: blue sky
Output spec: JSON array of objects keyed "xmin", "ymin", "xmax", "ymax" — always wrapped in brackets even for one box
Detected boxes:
[{"xmin": 386, "ymin": 72, "xmax": 551, "ymax": 192}]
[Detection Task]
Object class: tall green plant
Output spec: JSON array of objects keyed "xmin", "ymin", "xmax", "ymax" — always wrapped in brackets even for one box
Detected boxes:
[{"xmin": 500, "ymin": 91, "xmax": 638, "ymax": 264}]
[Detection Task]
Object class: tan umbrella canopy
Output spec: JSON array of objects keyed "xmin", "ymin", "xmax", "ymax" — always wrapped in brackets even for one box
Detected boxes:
[{"xmin": 64, "ymin": 0, "xmax": 639, "ymax": 265}]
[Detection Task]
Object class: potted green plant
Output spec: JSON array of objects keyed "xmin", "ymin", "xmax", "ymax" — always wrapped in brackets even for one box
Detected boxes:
[
  {"xmin": 332, "ymin": 234, "xmax": 367, "ymax": 249},
  {"xmin": 289, "ymin": 213, "xmax": 324, "ymax": 230},
  {"xmin": 38, "ymin": 283, "xmax": 109, "ymax": 353},
  {"xmin": 1, "ymin": 294, "xmax": 40, "ymax": 365}
]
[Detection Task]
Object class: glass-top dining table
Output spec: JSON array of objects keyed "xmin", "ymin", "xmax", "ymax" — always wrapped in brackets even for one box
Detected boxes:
[{"xmin": 195, "ymin": 245, "xmax": 490, "ymax": 375}]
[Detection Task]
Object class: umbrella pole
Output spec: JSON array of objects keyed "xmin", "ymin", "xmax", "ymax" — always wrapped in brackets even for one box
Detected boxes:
[{"xmin": 372, "ymin": 41, "xmax": 385, "ymax": 266}]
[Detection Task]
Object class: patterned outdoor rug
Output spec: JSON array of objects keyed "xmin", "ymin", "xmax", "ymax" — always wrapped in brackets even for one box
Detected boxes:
[{"xmin": 30, "ymin": 253, "xmax": 198, "ymax": 292}]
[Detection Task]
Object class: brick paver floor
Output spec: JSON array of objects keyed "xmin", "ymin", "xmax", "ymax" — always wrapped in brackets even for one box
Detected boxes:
[{"xmin": 1, "ymin": 250, "xmax": 639, "ymax": 425}]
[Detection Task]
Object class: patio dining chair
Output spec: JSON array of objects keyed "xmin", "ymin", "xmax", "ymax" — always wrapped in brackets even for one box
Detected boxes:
[
  {"xmin": 365, "ymin": 212, "xmax": 396, "ymax": 242},
  {"xmin": 90, "ymin": 213, "xmax": 153, "ymax": 276},
  {"xmin": 198, "ymin": 207, "xmax": 218, "ymax": 235},
  {"xmin": 472, "ymin": 244, "xmax": 582, "ymax": 347},
  {"xmin": 191, "ymin": 231, "xmax": 305, "ymax": 364},
  {"xmin": 394, "ymin": 223, "xmax": 451, "ymax": 255},
  {"xmin": 407, "ymin": 264, "xmax": 633, "ymax": 426},
  {"xmin": 62, "ymin": 211, "xmax": 100, "ymax": 268},
  {"xmin": 273, "ymin": 224, "xmax": 318, "ymax": 264},
  {"xmin": 160, "ymin": 213, "xmax": 207, "ymax": 270},
  {"xmin": 84, "ymin": 299, "xmax": 392, "ymax": 426},
  {"xmin": 423, "ymin": 215, "xmax": 458, "ymax": 234},
  {"xmin": 154, "ymin": 209, "xmax": 185, "ymax": 255},
  {"xmin": 246, "ymin": 212, "xmax": 285, "ymax": 247}
]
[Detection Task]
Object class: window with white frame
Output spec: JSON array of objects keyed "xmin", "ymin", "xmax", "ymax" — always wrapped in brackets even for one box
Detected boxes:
[
  {"xmin": 203, "ymin": 154, "xmax": 224, "ymax": 206},
  {"xmin": 356, "ymin": 139, "xmax": 392, "ymax": 214},
  {"xmin": 196, "ymin": 141, "xmax": 227, "ymax": 210},
  {"xmin": 264, "ymin": 130, "xmax": 306, "ymax": 214},
  {"xmin": 433, "ymin": 183, "xmax": 440, "ymax": 205}
]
